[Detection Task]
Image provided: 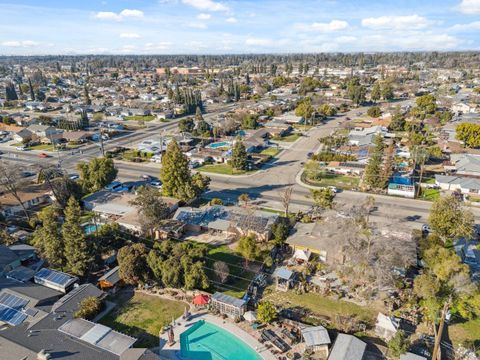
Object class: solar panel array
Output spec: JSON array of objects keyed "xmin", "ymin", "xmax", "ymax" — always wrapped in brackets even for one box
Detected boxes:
[
  {"xmin": 35, "ymin": 268, "xmax": 74, "ymax": 286},
  {"xmin": 0, "ymin": 292, "xmax": 29, "ymax": 326}
]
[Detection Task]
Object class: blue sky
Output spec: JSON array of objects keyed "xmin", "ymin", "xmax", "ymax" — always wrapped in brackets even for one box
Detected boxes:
[{"xmin": 0, "ymin": 0, "xmax": 479, "ymax": 55}]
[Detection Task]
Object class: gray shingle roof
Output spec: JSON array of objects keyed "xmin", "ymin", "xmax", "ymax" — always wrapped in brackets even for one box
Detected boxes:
[
  {"xmin": 328, "ymin": 334, "xmax": 366, "ymax": 360},
  {"xmin": 301, "ymin": 325, "xmax": 331, "ymax": 347}
]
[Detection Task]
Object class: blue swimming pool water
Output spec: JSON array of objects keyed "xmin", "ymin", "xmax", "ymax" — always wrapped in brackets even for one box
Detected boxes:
[
  {"xmin": 206, "ymin": 141, "xmax": 230, "ymax": 149},
  {"xmin": 83, "ymin": 223, "xmax": 101, "ymax": 234},
  {"xmin": 180, "ymin": 320, "xmax": 261, "ymax": 360}
]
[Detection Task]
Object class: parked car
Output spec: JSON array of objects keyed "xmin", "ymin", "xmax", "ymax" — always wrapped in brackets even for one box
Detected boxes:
[
  {"xmin": 307, "ymin": 152, "xmax": 314, "ymax": 159},
  {"xmin": 16, "ymin": 146, "xmax": 28, "ymax": 151},
  {"xmin": 69, "ymin": 174, "xmax": 80, "ymax": 180}
]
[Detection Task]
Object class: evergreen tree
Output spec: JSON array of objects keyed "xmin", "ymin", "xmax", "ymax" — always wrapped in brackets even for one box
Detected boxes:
[
  {"xmin": 160, "ymin": 139, "xmax": 209, "ymax": 201},
  {"xmin": 231, "ymin": 139, "xmax": 248, "ymax": 170},
  {"xmin": 28, "ymin": 78, "xmax": 35, "ymax": 100},
  {"xmin": 382, "ymin": 81, "xmax": 395, "ymax": 100},
  {"xmin": 5, "ymin": 82, "xmax": 18, "ymax": 101},
  {"xmin": 84, "ymin": 85, "xmax": 92, "ymax": 105},
  {"xmin": 32, "ymin": 206, "xmax": 65, "ymax": 269},
  {"xmin": 363, "ymin": 135, "xmax": 384, "ymax": 189},
  {"xmin": 63, "ymin": 197, "xmax": 90, "ymax": 276},
  {"xmin": 371, "ymin": 82, "xmax": 381, "ymax": 102}
]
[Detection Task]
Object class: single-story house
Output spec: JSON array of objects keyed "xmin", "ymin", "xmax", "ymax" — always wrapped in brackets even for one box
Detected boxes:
[
  {"xmin": 325, "ymin": 161, "xmax": 365, "ymax": 176},
  {"xmin": 154, "ymin": 220, "xmax": 186, "ymax": 240},
  {"xmin": 435, "ymin": 175, "xmax": 480, "ymax": 195},
  {"xmin": 173, "ymin": 205, "xmax": 279, "ymax": 241},
  {"xmin": 82, "ymin": 190, "xmax": 180, "ymax": 233},
  {"xmin": 26, "ymin": 125, "xmax": 57, "ymax": 138},
  {"xmin": 13, "ymin": 128, "xmax": 33, "ymax": 143},
  {"xmin": 449, "ymin": 154, "xmax": 480, "ymax": 177},
  {"xmin": 61, "ymin": 131, "xmax": 91, "ymax": 143},
  {"xmin": 0, "ymin": 246, "xmax": 21, "ymax": 276},
  {"xmin": 0, "ymin": 183, "xmax": 51, "ymax": 218}
]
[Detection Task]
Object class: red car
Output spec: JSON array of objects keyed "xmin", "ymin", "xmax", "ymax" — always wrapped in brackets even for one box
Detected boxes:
[{"xmin": 38, "ymin": 152, "xmax": 50, "ymax": 158}]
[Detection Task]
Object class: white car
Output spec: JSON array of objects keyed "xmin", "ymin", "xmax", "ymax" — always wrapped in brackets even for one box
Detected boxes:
[{"xmin": 16, "ymin": 146, "xmax": 27, "ymax": 151}]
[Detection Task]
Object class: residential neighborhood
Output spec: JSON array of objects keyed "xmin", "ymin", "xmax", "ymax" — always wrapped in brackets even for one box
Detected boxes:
[{"xmin": 1, "ymin": 2, "xmax": 480, "ymax": 359}]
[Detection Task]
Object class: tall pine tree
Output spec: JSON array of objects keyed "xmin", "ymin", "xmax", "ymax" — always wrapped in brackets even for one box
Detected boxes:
[
  {"xmin": 160, "ymin": 139, "xmax": 209, "ymax": 201},
  {"xmin": 32, "ymin": 206, "xmax": 65, "ymax": 269},
  {"xmin": 63, "ymin": 197, "xmax": 90, "ymax": 276},
  {"xmin": 231, "ymin": 139, "xmax": 248, "ymax": 170}
]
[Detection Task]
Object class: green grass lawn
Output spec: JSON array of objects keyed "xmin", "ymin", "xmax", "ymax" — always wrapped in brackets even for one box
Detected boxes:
[
  {"xmin": 273, "ymin": 133, "xmax": 302, "ymax": 142},
  {"xmin": 304, "ymin": 171, "xmax": 360, "ymax": 190},
  {"xmin": 420, "ymin": 188, "xmax": 440, "ymax": 201},
  {"xmin": 28, "ymin": 143, "xmax": 55, "ymax": 151},
  {"xmin": 100, "ymin": 292, "xmax": 185, "ymax": 348},
  {"xmin": 196, "ymin": 163, "xmax": 255, "ymax": 175},
  {"xmin": 449, "ymin": 318, "xmax": 480, "ymax": 346},
  {"xmin": 206, "ymin": 245, "xmax": 256, "ymax": 298},
  {"xmin": 263, "ymin": 287, "xmax": 376, "ymax": 327},
  {"xmin": 260, "ymin": 147, "xmax": 281, "ymax": 157},
  {"xmin": 123, "ymin": 115, "xmax": 156, "ymax": 121}
]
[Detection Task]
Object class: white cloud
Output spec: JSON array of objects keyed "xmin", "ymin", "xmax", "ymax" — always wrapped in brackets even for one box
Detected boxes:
[
  {"xmin": 2, "ymin": 40, "xmax": 40, "ymax": 47},
  {"xmin": 298, "ymin": 20, "xmax": 349, "ymax": 32},
  {"xmin": 119, "ymin": 9, "xmax": 144, "ymax": 18},
  {"xmin": 120, "ymin": 32, "xmax": 141, "ymax": 39},
  {"xmin": 245, "ymin": 37, "xmax": 273, "ymax": 46},
  {"xmin": 182, "ymin": 0, "xmax": 228, "ymax": 12},
  {"xmin": 361, "ymin": 15, "xmax": 433, "ymax": 30},
  {"xmin": 197, "ymin": 13, "xmax": 211, "ymax": 20},
  {"xmin": 458, "ymin": 0, "xmax": 480, "ymax": 14},
  {"xmin": 449, "ymin": 21, "xmax": 480, "ymax": 31},
  {"xmin": 187, "ymin": 22, "xmax": 208, "ymax": 29},
  {"xmin": 94, "ymin": 11, "xmax": 122, "ymax": 21},
  {"xmin": 226, "ymin": 17, "xmax": 238, "ymax": 23},
  {"xmin": 94, "ymin": 9, "xmax": 144, "ymax": 21}
]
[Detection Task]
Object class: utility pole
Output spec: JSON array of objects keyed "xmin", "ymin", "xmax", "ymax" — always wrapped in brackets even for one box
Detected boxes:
[
  {"xmin": 432, "ymin": 299, "xmax": 450, "ymax": 360},
  {"xmin": 99, "ymin": 129, "xmax": 105, "ymax": 157}
]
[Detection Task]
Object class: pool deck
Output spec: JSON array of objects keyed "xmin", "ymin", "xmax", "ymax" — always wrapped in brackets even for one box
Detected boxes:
[{"xmin": 158, "ymin": 311, "xmax": 276, "ymax": 360}]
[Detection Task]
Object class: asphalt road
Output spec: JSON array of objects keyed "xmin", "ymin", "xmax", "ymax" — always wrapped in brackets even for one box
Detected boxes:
[{"xmin": 2, "ymin": 100, "xmax": 480, "ymax": 229}]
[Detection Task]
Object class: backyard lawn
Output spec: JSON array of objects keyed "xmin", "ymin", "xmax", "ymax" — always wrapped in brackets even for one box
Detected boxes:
[
  {"xmin": 449, "ymin": 318, "xmax": 480, "ymax": 347},
  {"xmin": 304, "ymin": 171, "xmax": 360, "ymax": 190},
  {"xmin": 196, "ymin": 163, "xmax": 255, "ymax": 175},
  {"xmin": 206, "ymin": 245, "xmax": 257, "ymax": 298},
  {"xmin": 263, "ymin": 287, "xmax": 376, "ymax": 327},
  {"xmin": 100, "ymin": 292, "xmax": 185, "ymax": 348},
  {"xmin": 123, "ymin": 115, "xmax": 156, "ymax": 121}
]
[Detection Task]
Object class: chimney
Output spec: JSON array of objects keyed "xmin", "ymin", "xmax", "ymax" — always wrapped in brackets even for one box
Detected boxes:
[{"xmin": 37, "ymin": 350, "xmax": 51, "ymax": 360}]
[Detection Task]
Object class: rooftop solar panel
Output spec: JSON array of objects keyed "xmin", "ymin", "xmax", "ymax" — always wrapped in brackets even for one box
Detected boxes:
[
  {"xmin": 0, "ymin": 292, "xmax": 29, "ymax": 310},
  {"xmin": 0, "ymin": 304, "xmax": 27, "ymax": 326},
  {"xmin": 35, "ymin": 268, "xmax": 76, "ymax": 286}
]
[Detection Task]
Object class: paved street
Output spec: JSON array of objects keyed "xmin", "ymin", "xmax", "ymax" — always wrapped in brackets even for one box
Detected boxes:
[{"xmin": 2, "ymin": 101, "xmax": 480, "ymax": 229}]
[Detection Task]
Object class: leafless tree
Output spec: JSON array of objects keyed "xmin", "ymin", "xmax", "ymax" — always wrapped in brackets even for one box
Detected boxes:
[
  {"xmin": 0, "ymin": 162, "xmax": 30, "ymax": 220},
  {"xmin": 281, "ymin": 186, "xmax": 293, "ymax": 217},
  {"xmin": 213, "ymin": 261, "xmax": 229, "ymax": 284}
]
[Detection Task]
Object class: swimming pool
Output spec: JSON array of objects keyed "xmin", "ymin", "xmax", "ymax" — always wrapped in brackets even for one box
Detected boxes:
[
  {"xmin": 82, "ymin": 223, "xmax": 101, "ymax": 235},
  {"xmin": 206, "ymin": 141, "xmax": 231, "ymax": 149},
  {"xmin": 180, "ymin": 320, "xmax": 261, "ymax": 360}
]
